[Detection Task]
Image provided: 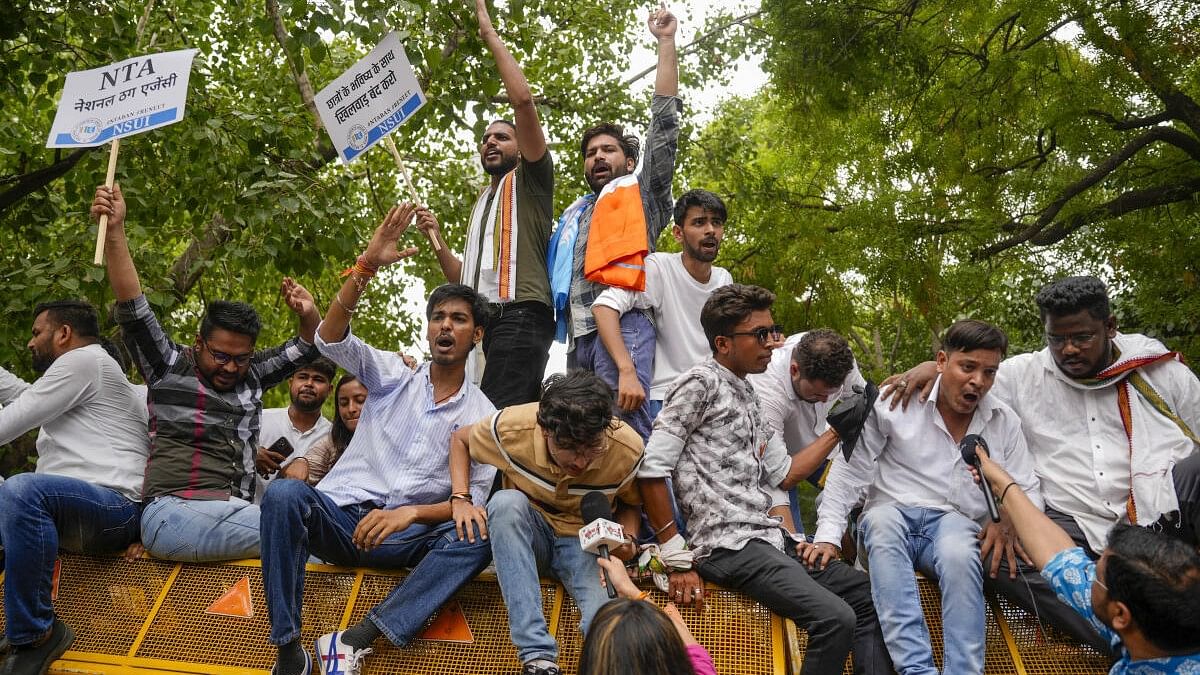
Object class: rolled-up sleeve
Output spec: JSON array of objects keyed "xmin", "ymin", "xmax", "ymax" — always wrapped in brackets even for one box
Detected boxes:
[{"xmin": 316, "ymin": 323, "xmax": 413, "ymax": 394}]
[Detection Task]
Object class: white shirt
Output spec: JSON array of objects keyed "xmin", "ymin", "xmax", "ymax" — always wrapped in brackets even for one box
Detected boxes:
[
  {"xmin": 593, "ymin": 252, "xmax": 732, "ymax": 399},
  {"xmin": 814, "ymin": 376, "xmax": 1041, "ymax": 546},
  {"xmin": 315, "ymin": 326, "xmax": 497, "ymax": 508},
  {"xmin": 991, "ymin": 333, "xmax": 1200, "ymax": 551},
  {"xmin": 253, "ymin": 406, "xmax": 332, "ymax": 503},
  {"xmin": 748, "ymin": 332, "xmax": 868, "ymax": 458},
  {"xmin": 0, "ymin": 344, "xmax": 150, "ymax": 501}
]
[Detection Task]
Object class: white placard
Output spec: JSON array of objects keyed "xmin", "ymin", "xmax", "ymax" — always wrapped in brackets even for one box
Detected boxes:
[
  {"xmin": 315, "ymin": 32, "xmax": 427, "ymax": 164},
  {"xmin": 46, "ymin": 49, "xmax": 198, "ymax": 148}
]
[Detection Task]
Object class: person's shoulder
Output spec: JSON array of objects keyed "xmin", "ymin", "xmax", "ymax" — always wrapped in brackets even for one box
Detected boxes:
[
  {"xmin": 607, "ymin": 420, "xmax": 646, "ymax": 464},
  {"xmin": 495, "ymin": 402, "xmax": 539, "ymax": 432},
  {"xmin": 52, "ymin": 344, "xmax": 106, "ymax": 377},
  {"xmin": 712, "ymin": 265, "xmax": 733, "ymax": 285},
  {"xmin": 260, "ymin": 407, "xmax": 290, "ymax": 421}
]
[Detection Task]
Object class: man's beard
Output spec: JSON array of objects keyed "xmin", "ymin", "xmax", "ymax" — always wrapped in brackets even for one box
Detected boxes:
[
  {"xmin": 31, "ymin": 351, "xmax": 54, "ymax": 373},
  {"xmin": 291, "ymin": 392, "xmax": 324, "ymax": 413}
]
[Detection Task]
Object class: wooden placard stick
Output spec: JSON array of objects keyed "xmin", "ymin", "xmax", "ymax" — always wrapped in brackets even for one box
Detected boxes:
[
  {"xmin": 382, "ymin": 134, "xmax": 442, "ymax": 251},
  {"xmin": 94, "ymin": 0, "xmax": 158, "ymax": 266}
]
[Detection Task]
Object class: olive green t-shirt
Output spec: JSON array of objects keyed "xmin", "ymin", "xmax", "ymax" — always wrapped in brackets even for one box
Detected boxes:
[{"xmin": 471, "ymin": 152, "xmax": 554, "ymax": 306}]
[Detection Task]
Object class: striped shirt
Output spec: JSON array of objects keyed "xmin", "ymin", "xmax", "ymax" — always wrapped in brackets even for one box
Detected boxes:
[
  {"xmin": 314, "ymin": 327, "xmax": 497, "ymax": 508},
  {"xmin": 115, "ymin": 294, "xmax": 318, "ymax": 501},
  {"xmin": 468, "ymin": 402, "xmax": 644, "ymax": 537},
  {"xmin": 567, "ymin": 95, "xmax": 682, "ymax": 340}
]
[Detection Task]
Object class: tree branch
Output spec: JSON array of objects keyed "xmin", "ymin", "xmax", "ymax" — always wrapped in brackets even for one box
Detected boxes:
[
  {"xmin": 1085, "ymin": 108, "xmax": 1172, "ymax": 131},
  {"xmin": 168, "ymin": 213, "xmax": 234, "ymax": 300},
  {"xmin": 621, "ymin": 10, "xmax": 762, "ymax": 88},
  {"xmin": 0, "ymin": 148, "xmax": 94, "ymax": 214}
]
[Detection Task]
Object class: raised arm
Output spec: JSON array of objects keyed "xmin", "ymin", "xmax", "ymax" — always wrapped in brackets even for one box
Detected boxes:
[
  {"xmin": 414, "ymin": 207, "xmax": 463, "ymax": 284},
  {"xmin": 92, "ymin": 184, "xmax": 141, "ymax": 301},
  {"xmin": 476, "ymin": 0, "xmax": 547, "ymax": 162},
  {"xmin": 649, "ymin": 7, "xmax": 678, "ymax": 97},
  {"xmin": 281, "ymin": 277, "xmax": 321, "ymax": 345},
  {"xmin": 319, "ymin": 203, "xmax": 419, "ymax": 345}
]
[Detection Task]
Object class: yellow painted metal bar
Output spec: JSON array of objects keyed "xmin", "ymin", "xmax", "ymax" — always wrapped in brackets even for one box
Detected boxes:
[
  {"xmin": 55, "ymin": 651, "xmax": 268, "ymax": 675},
  {"xmin": 989, "ymin": 596, "xmax": 1030, "ymax": 675},
  {"xmin": 546, "ymin": 581, "xmax": 565, "ymax": 639},
  {"xmin": 770, "ymin": 614, "xmax": 787, "ymax": 674},
  {"xmin": 782, "ymin": 618, "xmax": 803, "ymax": 675},
  {"xmin": 339, "ymin": 570, "xmax": 366, "ymax": 630},
  {"xmin": 126, "ymin": 562, "xmax": 183, "ymax": 657}
]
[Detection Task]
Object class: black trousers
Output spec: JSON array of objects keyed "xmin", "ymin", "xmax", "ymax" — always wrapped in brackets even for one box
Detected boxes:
[
  {"xmin": 698, "ymin": 539, "xmax": 891, "ymax": 675},
  {"xmin": 985, "ymin": 453, "xmax": 1200, "ymax": 659},
  {"xmin": 479, "ymin": 300, "xmax": 555, "ymax": 409}
]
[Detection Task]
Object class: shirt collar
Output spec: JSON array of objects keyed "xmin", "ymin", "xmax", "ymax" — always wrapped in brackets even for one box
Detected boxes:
[{"xmin": 925, "ymin": 374, "xmax": 1000, "ymax": 430}]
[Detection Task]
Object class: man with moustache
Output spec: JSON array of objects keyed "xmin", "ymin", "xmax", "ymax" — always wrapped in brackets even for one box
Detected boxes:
[
  {"xmin": 0, "ymin": 300, "xmax": 149, "ymax": 673},
  {"xmin": 92, "ymin": 184, "xmax": 321, "ymax": 563},
  {"xmin": 253, "ymin": 357, "xmax": 336, "ymax": 501},
  {"xmin": 591, "ymin": 189, "xmax": 733, "ymax": 440},
  {"xmin": 260, "ymin": 204, "xmax": 497, "ymax": 675},
  {"xmin": 886, "ymin": 275, "xmax": 1200, "ymax": 655},
  {"xmin": 638, "ymin": 284, "xmax": 890, "ymax": 675},
  {"xmin": 415, "ymin": 0, "xmax": 555, "ymax": 408},
  {"xmin": 810, "ymin": 320, "xmax": 1040, "ymax": 675},
  {"xmin": 549, "ymin": 7, "xmax": 680, "ymax": 437}
]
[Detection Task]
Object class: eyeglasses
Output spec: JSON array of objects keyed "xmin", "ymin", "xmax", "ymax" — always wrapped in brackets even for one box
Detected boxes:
[
  {"xmin": 1093, "ymin": 574, "xmax": 1107, "ymax": 592},
  {"xmin": 1045, "ymin": 332, "xmax": 1098, "ymax": 349},
  {"xmin": 726, "ymin": 324, "xmax": 785, "ymax": 346},
  {"xmin": 550, "ymin": 435, "xmax": 611, "ymax": 462},
  {"xmin": 202, "ymin": 340, "xmax": 253, "ymax": 367}
]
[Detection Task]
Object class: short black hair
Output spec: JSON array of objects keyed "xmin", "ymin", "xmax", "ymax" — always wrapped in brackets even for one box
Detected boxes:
[
  {"xmin": 580, "ymin": 123, "xmax": 640, "ymax": 163},
  {"xmin": 1104, "ymin": 524, "xmax": 1200, "ymax": 653},
  {"xmin": 537, "ymin": 371, "xmax": 616, "ymax": 447},
  {"xmin": 1035, "ymin": 276, "xmax": 1111, "ymax": 322},
  {"xmin": 200, "ymin": 301, "xmax": 262, "ymax": 341},
  {"xmin": 33, "ymin": 300, "xmax": 100, "ymax": 340},
  {"xmin": 792, "ymin": 329, "xmax": 854, "ymax": 385},
  {"xmin": 426, "ymin": 283, "xmax": 489, "ymax": 332},
  {"xmin": 486, "ymin": 119, "xmax": 516, "ymax": 135},
  {"xmin": 295, "ymin": 356, "xmax": 337, "ymax": 381},
  {"xmin": 941, "ymin": 319, "xmax": 1008, "ymax": 358},
  {"xmin": 673, "ymin": 189, "xmax": 727, "ymax": 226},
  {"xmin": 700, "ymin": 284, "xmax": 776, "ymax": 354}
]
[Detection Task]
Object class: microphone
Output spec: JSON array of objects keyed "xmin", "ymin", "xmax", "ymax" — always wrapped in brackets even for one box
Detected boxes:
[
  {"xmin": 579, "ymin": 491, "xmax": 625, "ymax": 599},
  {"xmin": 959, "ymin": 434, "xmax": 1000, "ymax": 523}
]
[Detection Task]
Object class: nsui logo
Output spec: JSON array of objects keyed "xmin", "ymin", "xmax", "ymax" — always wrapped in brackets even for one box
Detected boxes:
[
  {"xmin": 347, "ymin": 125, "xmax": 368, "ymax": 150},
  {"xmin": 71, "ymin": 119, "xmax": 101, "ymax": 143}
]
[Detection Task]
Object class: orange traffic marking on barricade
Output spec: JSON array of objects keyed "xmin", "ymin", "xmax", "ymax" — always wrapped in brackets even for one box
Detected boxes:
[
  {"xmin": 50, "ymin": 558, "xmax": 61, "ymax": 601},
  {"xmin": 418, "ymin": 600, "xmax": 474, "ymax": 643},
  {"xmin": 204, "ymin": 576, "xmax": 254, "ymax": 618}
]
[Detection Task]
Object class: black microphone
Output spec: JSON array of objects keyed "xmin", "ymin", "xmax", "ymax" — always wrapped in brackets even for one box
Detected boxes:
[
  {"xmin": 959, "ymin": 434, "xmax": 1000, "ymax": 523},
  {"xmin": 580, "ymin": 491, "xmax": 621, "ymax": 599}
]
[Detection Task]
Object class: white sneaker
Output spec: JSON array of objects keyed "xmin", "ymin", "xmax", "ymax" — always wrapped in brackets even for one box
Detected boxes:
[{"xmin": 314, "ymin": 631, "xmax": 372, "ymax": 675}]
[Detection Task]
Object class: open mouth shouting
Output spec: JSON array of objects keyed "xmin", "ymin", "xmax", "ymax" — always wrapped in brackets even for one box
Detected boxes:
[{"xmin": 434, "ymin": 333, "xmax": 456, "ymax": 354}]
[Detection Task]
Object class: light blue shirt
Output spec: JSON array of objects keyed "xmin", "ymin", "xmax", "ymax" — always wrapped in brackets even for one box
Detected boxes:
[
  {"xmin": 314, "ymin": 327, "xmax": 496, "ymax": 508},
  {"xmin": 1042, "ymin": 547, "xmax": 1200, "ymax": 674}
]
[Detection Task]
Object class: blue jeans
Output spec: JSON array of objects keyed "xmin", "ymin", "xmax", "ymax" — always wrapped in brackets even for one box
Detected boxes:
[
  {"xmin": 568, "ymin": 310, "xmax": 655, "ymax": 442},
  {"xmin": 141, "ymin": 494, "xmax": 260, "ymax": 561},
  {"xmin": 260, "ymin": 479, "xmax": 492, "ymax": 646},
  {"xmin": 487, "ymin": 490, "xmax": 609, "ymax": 664},
  {"xmin": 0, "ymin": 473, "xmax": 140, "ymax": 643},
  {"xmin": 859, "ymin": 505, "xmax": 984, "ymax": 675}
]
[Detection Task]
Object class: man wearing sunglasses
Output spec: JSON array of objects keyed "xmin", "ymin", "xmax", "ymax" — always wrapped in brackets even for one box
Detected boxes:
[
  {"xmin": 92, "ymin": 184, "xmax": 321, "ymax": 562},
  {"xmin": 638, "ymin": 284, "xmax": 890, "ymax": 675},
  {"xmin": 885, "ymin": 275, "xmax": 1200, "ymax": 656},
  {"xmin": 447, "ymin": 371, "xmax": 644, "ymax": 675}
]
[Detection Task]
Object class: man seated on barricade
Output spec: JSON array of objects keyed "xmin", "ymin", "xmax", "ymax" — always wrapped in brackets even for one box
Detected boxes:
[
  {"xmin": 92, "ymin": 184, "xmax": 321, "ymax": 562},
  {"xmin": 448, "ymin": 370, "xmax": 644, "ymax": 675},
  {"xmin": 886, "ymin": 275, "xmax": 1200, "ymax": 656},
  {"xmin": 551, "ymin": 6, "xmax": 680, "ymax": 443},
  {"xmin": 253, "ymin": 356, "xmax": 335, "ymax": 502},
  {"xmin": 261, "ymin": 204, "xmax": 497, "ymax": 675},
  {"xmin": 970, "ymin": 444, "xmax": 1200, "ymax": 673},
  {"xmin": 747, "ymin": 329, "xmax": 871, "ymax": 534},
  {"xmin": 591, "ymin": 188, "xmax": 733, "ymax": 439},
  {"xmin": 638, "ymin": 284, "xmax": 891, "ymax": 675},
  {"xmin": 809, "ymin": 319, "xmax": 1040, "ymax": 675},
  {"xmin": 414, "ymin": 0, "xmax": 556, "ymax": 409},
  {"xmin": 0, "ymin": 300, "xmax": 150, "ymax": 674}
]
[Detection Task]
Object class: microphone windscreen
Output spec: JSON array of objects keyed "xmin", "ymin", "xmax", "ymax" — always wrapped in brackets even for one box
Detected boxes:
[
  {"xmin": 958, "ymin": 434, "xmax": 988, "ymax": 464},
  {"xmin": 580, "ymin": 491, "xmax": 613, "ymax": 524}
]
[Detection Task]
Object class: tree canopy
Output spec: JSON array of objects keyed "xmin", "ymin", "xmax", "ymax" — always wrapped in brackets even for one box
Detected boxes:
[{"xmin": 686, "ymin": 0, "xmax": 1200, "ymax": 374}]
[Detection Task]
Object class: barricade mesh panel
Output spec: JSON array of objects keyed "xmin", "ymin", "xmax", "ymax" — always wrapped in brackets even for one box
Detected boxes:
[
  {"xmin": 342, "ymin": 571, "xmax": 559, "ymax": 675},
  {"xmin": 990, "ymin": 593, "xmax": 1110, "ymax": 675},
  {"xmin": 133, "ymin": 564, "xmax": 352, "ymax": 669},
  {"xmin": 556, "ymin": 583, "xmax": 779, "ymax": 675},
  {"xmin": 0, "ymin": 556, "xmax": 175, "ymax": 656}
]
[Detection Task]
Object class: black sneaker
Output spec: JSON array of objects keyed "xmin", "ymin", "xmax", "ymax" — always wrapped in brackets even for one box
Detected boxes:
[
  {"xmin": 520, "ymin": 662, "xmax": 562, "ymax": 675},
  {"xmin": 0, "ymin": 620, "xmax": 74, "ymax": 675}
]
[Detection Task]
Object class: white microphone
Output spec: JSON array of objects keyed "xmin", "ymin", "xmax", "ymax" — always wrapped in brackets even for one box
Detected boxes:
[{"xmin": 580, "ymin": 491, "xmax": 625, "ymax": 598}]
